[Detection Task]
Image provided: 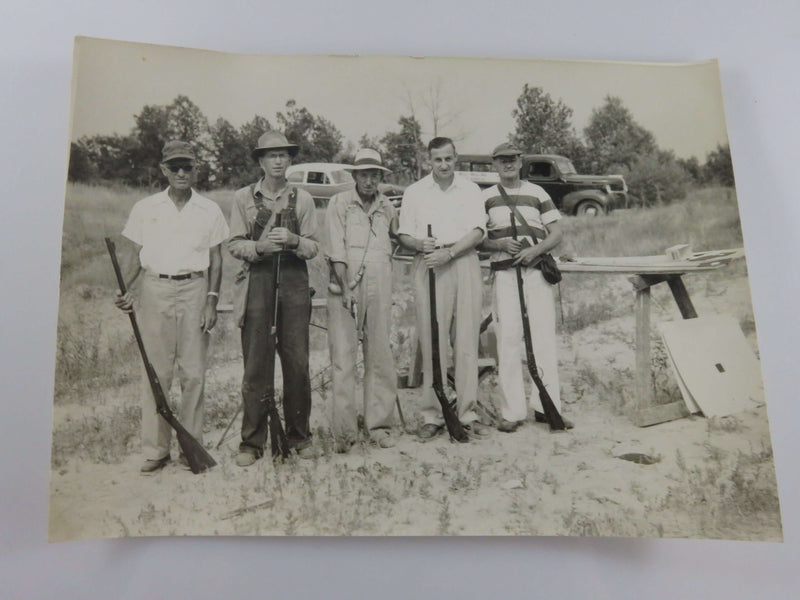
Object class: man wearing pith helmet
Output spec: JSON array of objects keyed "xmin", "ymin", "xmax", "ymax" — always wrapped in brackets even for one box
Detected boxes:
[
  {"xmin": 324, "ymin": 148, "xmax": 399, "ymax": 453},
  {"xmin": 114, "ymin": 140, "xmax": 229, "ymax": 473},
  {"xmin": 228, "ymin": 131, "xmax": 320, "ymax": 465},
  {"xmin": 480, "ymin": 141, "xmax": 572, "ymax": 433}
]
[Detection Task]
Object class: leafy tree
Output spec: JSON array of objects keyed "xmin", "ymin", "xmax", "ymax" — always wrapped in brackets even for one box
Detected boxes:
[
  {"xmin": 79, "ymin": 134, "xmax": 138, "ymax": 184},
  {"xmin": 276, "ymin": 100, "xmax": 343, "ymax": 163},
  {"xmin": 67, "ymin": 141, "xmax": 94, "ymax": 182},
  {"xmin": 510, "ymin": 85, "xmax": 583, "ymax": 156},
  {"xmin": 621, "ymin": 150, "xmax": 690, "ymax": 206},
  {"xmin": 583, "ymin": 96, "xmax": 657, "ymax": 172},
  {"xmin": 209, "ymin": 117, "xmax": 247, "ymax": 187},
  {"xmin": 234, "ymin": 115, "xmax": 274, "ymax": 186},
  {"xmin": 677, "ymin": 156, "xmax": 703, "ymax": 184},
  {"xmin": 703, "ymin": 143, "xmax": 735, "ymax": 186},
  {"xmin": 131, "ymin": 104, "xmax": 169, "ymax": 187},
  {"xmin": 380, "ymin": 115, "xmax": 425, "ymax": 183}
]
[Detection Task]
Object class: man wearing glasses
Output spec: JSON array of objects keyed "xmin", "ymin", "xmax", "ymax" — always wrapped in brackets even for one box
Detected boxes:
[
  {"xmin": 228, "ymin": 131, "xmax": 320, "ymax": 465},
  {"xmin": 114, "ymin": 141, "xmax": 229, "ymax": 473}
]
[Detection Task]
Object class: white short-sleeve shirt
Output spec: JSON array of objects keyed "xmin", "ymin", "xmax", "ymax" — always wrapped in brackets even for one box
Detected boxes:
[
  {"xmin": 397, "ymin": 173, "xmax": 485, "ymax": 245},
  {"xmin": 122, "ymin": 189, "xmax": 229, "ymax": 275}
]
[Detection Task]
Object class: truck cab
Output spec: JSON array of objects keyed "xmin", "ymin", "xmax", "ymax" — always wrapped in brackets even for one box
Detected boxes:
[{"xmin": 456, "ymin": 154, "xmax": 628, "ymax": 216}]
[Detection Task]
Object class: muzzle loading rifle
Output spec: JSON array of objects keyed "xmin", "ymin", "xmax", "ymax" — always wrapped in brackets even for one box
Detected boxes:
[
  {"xmin": 263, "ymin": 214, "xmax": 291, "ymax": 459},
  {"xmin": 105, "ymin": 237, "xmax": 217, "ymax": 473},
  {"xmin": 427, "ymin": 224, "xmax": 469, "ymax": 443},
  {"xmin": 509, "ymin": 214, "xmax": 566, "ymax": 431}
]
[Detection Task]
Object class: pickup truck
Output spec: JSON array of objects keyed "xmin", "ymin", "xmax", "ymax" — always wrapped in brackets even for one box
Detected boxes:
[{"xmin": 456, "ymin": 154, "xmax": 628, "ymax": 216}]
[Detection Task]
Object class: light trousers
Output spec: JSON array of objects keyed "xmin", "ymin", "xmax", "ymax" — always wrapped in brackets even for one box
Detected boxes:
[
  {"xmin": 493, "ymin": 268, "xmax": 561, "ymax": 422},
  {"xmin": 413, "ymin": 251, "xmax": 482, "ymax": 426},
  {"xmin": 328, "ymin": 258, "xmax": 397, "ymax": 443},
  {"xmin": 137, "ymin": 273, "xmax": 208, "ymax": 460}
]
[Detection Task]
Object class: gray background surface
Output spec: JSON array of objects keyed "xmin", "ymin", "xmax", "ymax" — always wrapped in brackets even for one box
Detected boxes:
[{"xmin": 2, "ymin": 0, "xmax": 798, "ymax": 597}]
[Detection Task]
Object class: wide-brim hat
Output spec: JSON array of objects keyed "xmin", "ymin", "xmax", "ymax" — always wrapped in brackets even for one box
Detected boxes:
[
  {"xmin": 252, "ymin": 131, "xmax": 300, "ymax": 159},
  {"xmin": 491, "ymin": 142, "xmax": 523, "ymax": 158},
  {"xmin": 346, "ymin": 148, "xmax": 391, "ymax": 173},
  {"xmin": 161, "ymin": 140, "xmax": 196, "ymax": 163}
]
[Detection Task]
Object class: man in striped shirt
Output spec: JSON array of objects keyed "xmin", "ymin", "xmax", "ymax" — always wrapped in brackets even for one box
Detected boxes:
[{"xmin": 481, "ymin": 142, "xmax": 572, "ymax": 432}]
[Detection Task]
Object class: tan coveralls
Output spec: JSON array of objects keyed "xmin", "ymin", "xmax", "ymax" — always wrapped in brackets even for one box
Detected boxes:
[{"xmin": 325, "ymin": 189, "xmax": 398, "ymax": 443}]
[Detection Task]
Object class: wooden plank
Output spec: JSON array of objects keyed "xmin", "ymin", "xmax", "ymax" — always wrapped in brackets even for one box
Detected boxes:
[
  {"xmin": 659, "ymin": 316, "xmax": 765, "ymax": 417},
  {"xmin": 559, "ymin": 248, "xmax": 744, "ymax": 274},
  {"xmin": 666, "ymin": 276, "xmax": 698, "ymax": 319},
  {"xmin": 633, "ymin": 282, "xmax": 652, "ymax": 419}
]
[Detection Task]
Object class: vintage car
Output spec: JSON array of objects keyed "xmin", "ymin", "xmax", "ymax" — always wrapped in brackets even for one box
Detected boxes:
[
  {"xmin": 285, "ymin": 163, "xmax": 355, "ymax": 206},
  {"xmin": 455, "ymin": 154, "xmax": 628, "ymax": 216},
  {"xmin": 286, "ymin": 163, "xmax": 405, "ymax": 208}
]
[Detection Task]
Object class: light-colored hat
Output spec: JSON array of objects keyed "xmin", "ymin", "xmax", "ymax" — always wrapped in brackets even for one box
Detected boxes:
[
  {"xmin": 161, "ymin": 140, "xmax": 196, "ymax": 163},
  {"xmin": 346, "ymin": 148, "xmax": 391, "ymax": 173},
  {"xmin": 491, "ymin": 142, "xmax": 523, "ymax": 158},
  {"xmin": 252, "ymin": 131, "xmax": 300, "ymax": 159}
]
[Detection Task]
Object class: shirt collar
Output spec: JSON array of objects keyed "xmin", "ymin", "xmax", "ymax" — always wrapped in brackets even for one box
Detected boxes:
[
  {"xmin": 158, "ymin": 188, "xmax": 205, "ymax": 210},
  {"xmin": 424, "ymin": 173, "xmax": 462, "ymax": 192},
  {"xmin": 254, "ymin": 177, "xmax": 290, "ymax": 201}
]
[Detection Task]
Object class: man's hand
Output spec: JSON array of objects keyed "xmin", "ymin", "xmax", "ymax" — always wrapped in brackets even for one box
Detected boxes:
[
  {"xmin": 267, "ymin": 227, "xmax": 300, "ymax": 248},
  {"xmin": 420, "ymin": 237, "xmax": 437, "ymax": 254},
  {"xmin": 342, "ymin": 291, "xmax": 357, "ymax": 319},
  {"xmin": 255, "ymin": 239, "xmax": 283, "ymax": 256},
  {"xmin": 424, "ymin": 248, "xmax": 452, "ymax": 269},
  {"xmin": 498, "ymin": 238, "xmax": 523, "ymax": 255},
  {"xmin": 114, "ymin": 290, "xmax": 134, "ymax": 313},
  {"xmin": 512, "ymin": 245, "xmax": 543, "ymax": 267},
  {"xmin": 201, "ymin": 301, "xmax": 218, "ymax": 333}
]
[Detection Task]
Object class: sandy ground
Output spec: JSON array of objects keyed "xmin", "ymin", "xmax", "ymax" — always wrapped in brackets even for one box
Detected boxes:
[{"xmin": 48, "ymin": 266, "xmax": 782, "ymax": 541}]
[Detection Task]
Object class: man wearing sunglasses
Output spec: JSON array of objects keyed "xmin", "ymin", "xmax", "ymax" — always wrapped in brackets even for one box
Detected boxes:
[{"xmin": 114, "ymin": 140, "xmax": 229, "ymax": 473}]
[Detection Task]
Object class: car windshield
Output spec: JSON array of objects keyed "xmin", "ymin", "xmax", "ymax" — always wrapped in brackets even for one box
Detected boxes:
[
  {"xmin": 555, "ymin": 158, "xmax": 577, "ymax": 175},
  {"xmin": 331, "ymin": 170, "xmax": 354, "ymax": 184}
]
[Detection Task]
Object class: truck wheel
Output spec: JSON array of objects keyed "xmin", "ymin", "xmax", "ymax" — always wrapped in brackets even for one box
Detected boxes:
[{"xmin": 575, "ymin": 200, "xmax": 603, "ymax": 216}]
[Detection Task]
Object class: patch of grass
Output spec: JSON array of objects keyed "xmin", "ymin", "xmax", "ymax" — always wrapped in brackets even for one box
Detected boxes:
[{"xmin": 51, "ymin": 404, "xmax": 140, "ymax": 467}]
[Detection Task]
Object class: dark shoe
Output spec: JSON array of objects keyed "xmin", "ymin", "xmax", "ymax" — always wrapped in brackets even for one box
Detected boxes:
[
  {"xmin": 418, "ymin": 423, "xmax": 443, "ymax": 440},
  {"xmin": 534, "ymin": 411, "xmax": 574, "ymax": 429},
  {"xmin": 140, "ymin": 454, "xmax": 170, "ymax": 473},
  {"xmin": 235, "ymin": 451, "xmax": 258, "ymax": 467},
  {"xmin": 464, "ymin": 421, "xmax": 492, "ymax": 437},
  {"xmin": 498, "ymin": 419, "xmax": 521, "ymax": 433}
]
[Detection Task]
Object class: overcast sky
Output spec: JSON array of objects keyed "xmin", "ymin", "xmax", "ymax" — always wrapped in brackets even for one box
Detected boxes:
[{"xmin": 70, "ymin": 37, "xmax": 729, "ymax": 160}]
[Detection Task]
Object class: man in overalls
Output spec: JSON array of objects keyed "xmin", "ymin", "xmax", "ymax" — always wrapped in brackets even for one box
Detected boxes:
[
  {"xmin": 228, "ymin": 131, "xmax": 319, "ymax": 465},
  {"xmin": 325, "ymin": 149, "xmax": 399, "ymax": 453}
]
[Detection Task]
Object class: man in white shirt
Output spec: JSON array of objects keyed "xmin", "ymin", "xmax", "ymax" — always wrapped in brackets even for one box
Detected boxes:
[
  {"xmin": 115, "ymin": 140, "xmax": 229, "ymax": 473},
  {"xmin": 398, "ymin": 137, "xmax": 491, "ymax": 440},
  {"xmin": 481, "ymin": 142, "xmax": 572, "ymax": 432}
]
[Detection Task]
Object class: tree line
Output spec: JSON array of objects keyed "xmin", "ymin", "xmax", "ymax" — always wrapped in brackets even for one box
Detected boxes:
[{"xmin": 68, "ymin": 88, "xmax": 734, "ymax": 205}]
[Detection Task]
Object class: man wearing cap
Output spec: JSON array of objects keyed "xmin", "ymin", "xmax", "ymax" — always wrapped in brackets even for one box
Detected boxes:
[
  {"xmin": 480, "ymin": 142, "xmax": 571, "ymax": 432},
  {"xmin": 397, "ymin": 137, "xmax": 491, "ymax": 441},
  {"xmin": 228, "ymin": 131, "xmax": 319, "ymax": 465},
  {"xmin": 114, "ymin": 141, "xmax": 229, "ymax": 473},
  {"xmin": 324, "ymin": 149, "xmax": 399, "ymax": 453}
]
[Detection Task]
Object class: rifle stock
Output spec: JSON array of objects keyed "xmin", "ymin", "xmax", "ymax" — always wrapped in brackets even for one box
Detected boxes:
[
  {"xmin": 262, "ymin": 214, "xmax": 290, "ymax": 459},
  {"xmin": 105, "ymin": 237, "xmax": 217, "ymax": 473},
  {"xmin": 508, "ymin": 215, "xmax": 566, "ymax": 431},
  {"xmin": 427, "ymin": 224, "xmax": 469, "ymax": 443}
]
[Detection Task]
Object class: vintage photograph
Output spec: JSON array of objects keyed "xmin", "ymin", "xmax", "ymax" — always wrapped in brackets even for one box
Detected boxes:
[{"xmin": 49, "ymin": 36, "xmax": 781, "ymax": 540}]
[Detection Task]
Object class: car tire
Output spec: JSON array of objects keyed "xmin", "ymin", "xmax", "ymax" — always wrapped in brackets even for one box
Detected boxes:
[{"xmin": 575, "ymin": 199, "xmax": 604, "ymax": 216}]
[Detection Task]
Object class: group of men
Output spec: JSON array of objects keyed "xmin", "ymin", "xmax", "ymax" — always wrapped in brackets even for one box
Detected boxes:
[{"xmin": 115, "ymin": 132, "xmax": 569, "ymax": 474}]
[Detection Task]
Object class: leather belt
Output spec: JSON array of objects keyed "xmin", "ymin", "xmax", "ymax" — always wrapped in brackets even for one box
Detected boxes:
[{"xmin": 157, "ymin": 271, "xmax": 204, "ymax": 281}]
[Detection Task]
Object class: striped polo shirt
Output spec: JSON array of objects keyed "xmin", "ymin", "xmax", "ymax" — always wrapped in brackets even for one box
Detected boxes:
[{"xmin": 483, "ymin": 181, "xmax": 561, "ymax": 264}]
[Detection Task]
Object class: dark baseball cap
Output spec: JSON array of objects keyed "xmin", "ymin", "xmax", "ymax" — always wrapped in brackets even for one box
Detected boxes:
[
  {"xmin": 161, "ymin": 140, "xmax": 196, "ymax": 163},
  {"xmin": 491, "ymin": 142, "xmax": 523, "ymax": 158}
]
